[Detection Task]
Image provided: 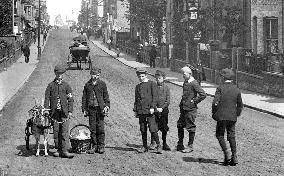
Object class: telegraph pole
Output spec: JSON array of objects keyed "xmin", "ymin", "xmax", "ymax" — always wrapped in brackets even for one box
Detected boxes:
[{"xmin": 37, "ymin": 0, "xmax": 41, "ymax": 57}]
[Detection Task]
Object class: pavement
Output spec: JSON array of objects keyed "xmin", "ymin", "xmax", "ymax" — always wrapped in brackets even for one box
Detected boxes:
[
  {"xmin": 0, "ymin": 35, "xmax": 284, "ymax": 119},
  {"xmin": 0, "ymin": 34, "xmax": 48, "ymax": 111},
  {"xmin": 91, "ymin": 40, "xmax": 284, "ymax": 119}
]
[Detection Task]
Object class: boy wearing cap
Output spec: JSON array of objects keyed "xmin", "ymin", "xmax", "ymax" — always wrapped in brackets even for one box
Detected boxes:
[
  {"xmin": 134, "ymin": 69, "xmax": 162, "ymax": 154},
  {"xmin": 212, "ymin": 68, "xmax": 243, "ymax": 166},
  {"xmin": 177, "ymin": 65, "xmax": 206, "ymax": 153},
  {"xmin": 82, "ymin": 67, "xmax": 110, "ymax": 154},
  {"xmin": 44, "ymin": 64, "xmax": 74, "ymax": 158},
  {"xmin": 149, "ymin": 70, "xmax": 171, "ymax": 151}
]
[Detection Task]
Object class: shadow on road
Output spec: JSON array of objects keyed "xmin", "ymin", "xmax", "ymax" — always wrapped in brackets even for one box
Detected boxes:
[
  {"xmin": 16, "ymin": 144, "xmax": 56, "ymax": 157},
  {"xmin": 106, "ymin": 146, "xmax": 137, "ymax": 152},
  {"xmin": 182, "ymin": 157, "xmax": 220, "ymax": 165}
]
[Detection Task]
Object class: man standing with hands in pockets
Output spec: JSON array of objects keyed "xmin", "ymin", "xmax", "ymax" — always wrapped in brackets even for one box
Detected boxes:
[{"xmin": 82, "ymin": 67, "xmax": 110, "ymax": 154}]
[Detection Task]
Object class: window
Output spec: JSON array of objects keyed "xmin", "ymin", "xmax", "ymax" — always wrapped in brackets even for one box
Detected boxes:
[{"xmin": 265, "ymin": 17, "xmax": 278, "ymax": 53}]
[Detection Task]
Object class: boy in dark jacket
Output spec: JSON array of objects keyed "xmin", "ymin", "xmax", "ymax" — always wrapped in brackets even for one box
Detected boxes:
[
  {"xmin": 177, "ymin": 66, "xmax": 206, "ymax": 153},
  {"xmin": 82, "ymin": 67, "xmax": 110, "ymax": 154},
  {"xmin": 44, "ymin": 65, "xmax": 74, "ymax": 158},
  {"xmin": 134, "ymin": 69, "xmax": 162, "ymax": 154},
  {"xmin": 212, "ymin": 68, "xmax": 243, "ymax": 166},
  {"xmin": 149, "ymin": 70, "xmax": 171, "ymax": 151}
]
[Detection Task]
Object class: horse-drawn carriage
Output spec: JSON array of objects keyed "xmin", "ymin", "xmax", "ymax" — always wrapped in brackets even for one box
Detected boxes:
[
  {"xmin": 68, "ymin": 39, "xmax": 92, "ymax": 70},
  {"xmin": 68, "ymin": 46, "xmax": 92, "ymax": 70}
]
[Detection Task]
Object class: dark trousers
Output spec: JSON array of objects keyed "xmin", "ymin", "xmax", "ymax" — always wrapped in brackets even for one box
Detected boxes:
[
  {"xmin": 177, "ymin": 109, "xmax": 197, "ymax": 146},
  {"xmin": 138, "ymin": 114, "xmax": 160, "ymax": 147},
  {"xmin": 52, "ymin": 110, "xmax": 70, "ymax": 152},
  {"xmin": 24, "ymin": 56, "xmax": 29, "ymax": 63},
  {"xmin": 150, "ymin": 59, "xmax": 155, "ymax": 68},
  {"xmin": 89, "ymin": 106, "xmax": 105, "ymax": 147},
  {"xmin": 154, "ymin": 111, "xmax": 169, "ymax": 132},
  {"xmin": 216, "ymin": 120, "xmax": 237, "ymax": 154}
]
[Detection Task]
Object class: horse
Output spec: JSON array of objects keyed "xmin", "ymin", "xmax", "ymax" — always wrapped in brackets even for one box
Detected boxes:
[{"xmin": 27, "ymin": 99, "xmax": 52, "ymax": 157}]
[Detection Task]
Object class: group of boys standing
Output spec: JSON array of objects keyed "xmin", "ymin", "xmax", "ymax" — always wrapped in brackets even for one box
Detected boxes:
[
  {"xmin": 44, "ymin": 63, "xmax": 243, "ymax": 166},
  {"xmin": 134, "ymin": 65, "xmax": 243, "ymax": 166}
]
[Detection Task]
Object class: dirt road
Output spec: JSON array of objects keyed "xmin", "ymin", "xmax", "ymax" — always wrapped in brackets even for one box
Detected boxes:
[{"xmin": 0, "ymin": 29, "xmax": 283, "ymax": 176}]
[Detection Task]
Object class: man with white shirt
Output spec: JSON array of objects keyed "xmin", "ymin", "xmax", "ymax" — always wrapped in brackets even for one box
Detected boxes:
[
  {"xmin": 133, "ymin": 68, "xmax": 162, "ymax": 154},
  {"xmin": 177, "ymin": 66, "xmax": 206, "ymax": 153}
]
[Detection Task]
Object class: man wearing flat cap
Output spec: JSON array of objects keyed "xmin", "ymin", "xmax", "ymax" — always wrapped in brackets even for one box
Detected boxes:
[
  {"xmin": 82, "ymin": 67, "xmax": 110, "ymax": 154},
  {"xmin": 134, "ymin": 68, "xmax": 162, "ymax": 154},
  {"xmin": 44, "ymin": 64, "xmax": 74, "ymax": 158},
  {"xmin": 212, "ymin": 68, "xmax": 243, "ymax": 166}
]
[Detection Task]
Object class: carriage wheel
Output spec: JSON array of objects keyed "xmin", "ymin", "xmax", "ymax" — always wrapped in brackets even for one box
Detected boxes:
[
  {"xmin": 67, "ymin": 55, "xmax": 71, "ymax": 68},
  {"xmin": 88, "ymin": 56, "xmax": 92, "ymax": 70}
]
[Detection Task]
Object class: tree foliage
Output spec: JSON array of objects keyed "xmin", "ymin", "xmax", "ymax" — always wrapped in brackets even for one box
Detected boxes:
[
  {"xmin": 124, "ymin": 0, "xmax": 166, "ymax": 44},
  {"xmin": 0, "ymin": 0, "xmax": 13, "ymax": 36}
]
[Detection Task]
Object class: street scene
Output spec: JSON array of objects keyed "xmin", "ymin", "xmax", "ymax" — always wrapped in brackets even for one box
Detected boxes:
[{"xmin": 0, "ymin": 0, "xmax": 284, "ymax": 176}]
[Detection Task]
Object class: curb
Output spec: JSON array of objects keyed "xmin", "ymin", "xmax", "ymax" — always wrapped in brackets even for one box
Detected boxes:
[{"xmin": 91, "ymin": 40, "xmax": 284, "ymax": 119}]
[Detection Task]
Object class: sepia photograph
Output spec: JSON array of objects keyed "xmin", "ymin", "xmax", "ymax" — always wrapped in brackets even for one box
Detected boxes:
[{"xmin": 0, "ymin": 0, "xmax": 283, "ymax": 175}]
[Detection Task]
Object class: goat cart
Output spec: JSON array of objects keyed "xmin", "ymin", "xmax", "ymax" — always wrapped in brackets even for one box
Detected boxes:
[{"xmin": 68, "ymin": 46, "xmax": 92, "ymax": 70}]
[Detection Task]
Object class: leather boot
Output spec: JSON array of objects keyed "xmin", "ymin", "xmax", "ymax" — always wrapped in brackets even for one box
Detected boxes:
[
  {"xmin": 177, "ymin": 128, "xmax": 184, "ymax": 151},
  {"xmin": 228, "ymin": 137, "xmax": 238, "ymax": 166},
  {"xmin": 149, "ymin": 134, "xmax": 156, "ymax": 150},
  {"xmin": 138, "ymin": 132, "xmax": 148, "ymax": 153},
  {"xmin": 87, "ymin": 144, "xmax": 98, "ymax": 154},
  {"xmin": 187, "ymin": 132, "xmax": 195, "ymax": 149},
  {"xmin": 217, "ymin": 136, "xmax": 230, "ymax": 165},
  {"xmin": 61, "ymin": 151, "xmax": 74, "ymax": 158},
  {"xmin": 97, "ymin": 146, "xmax": 105, "ymax": 154},
  {"xmin": 162, "ymin": 131, "xmax": 171, "ymax": 151}
]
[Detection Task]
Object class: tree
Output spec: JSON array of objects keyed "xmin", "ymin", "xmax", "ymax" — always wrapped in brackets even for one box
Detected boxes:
[{"xmin": 124, "ymin": 0, "xmax": 166, "ymax": 45}]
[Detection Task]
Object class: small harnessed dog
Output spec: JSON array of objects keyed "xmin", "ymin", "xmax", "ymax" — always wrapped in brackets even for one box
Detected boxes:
[{"xmin": 28, "ymin": 99, "xmax": 52, "ymax": 157}]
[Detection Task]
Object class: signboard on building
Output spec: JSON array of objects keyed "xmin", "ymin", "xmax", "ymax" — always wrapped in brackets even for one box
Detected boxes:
[{"xmin": 0, "ymin": 0, "xmax": 13, "ymax": 36}]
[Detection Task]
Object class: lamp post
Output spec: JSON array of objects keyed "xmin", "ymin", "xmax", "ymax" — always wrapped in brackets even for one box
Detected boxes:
[
  {"xmin": 37, "ymin": 0, "xmax": 41, "ymax": 57},
  {"xmin": 86, "ymin": 0, "xmax": 90, "ymax": 30}
]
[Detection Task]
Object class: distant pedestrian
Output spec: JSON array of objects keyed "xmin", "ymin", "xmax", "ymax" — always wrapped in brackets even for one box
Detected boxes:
[
  {"xmin": 107, "ymin": 39, "xmax": 111, "ymax": 50},
  {"xmin": 212, "ymin": 68, "xmax": 243, "ymax": 166},
  {"xmin": 43, "ymin": 31, "xmax": 47, "ymax": 45},
  {"xmin": 133, "ymin": 69, "xmax": 162, "ymax": 154},
  {"xmin": 21, "ymin": 44, "xmax": 30, "ymax": 63},
  {"xmin": 44, "ymin": 64, "xmax": 74, "ymax": 158},
  {"xmin": 149, "ymin": 70, "xmax": 171, "ymax": 151},
  {"xmin": 177, "ymin": 65, "xmax": 206, "ymax": 153},
  {"xmin": 149, "ymin": 45, "xmax": 157, "ymax": 68},
  {"xmin": 82, "ymin": 67, "xmax": 110, "ymax": 154}
]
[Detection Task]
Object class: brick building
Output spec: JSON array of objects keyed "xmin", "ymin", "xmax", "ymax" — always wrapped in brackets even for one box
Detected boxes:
[{"xmin": 251, "ymin": 0, "xmax": 283, "ymax": 54}]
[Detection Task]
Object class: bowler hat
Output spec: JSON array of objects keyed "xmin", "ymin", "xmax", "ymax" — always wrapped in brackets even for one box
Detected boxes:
[
  {"xmin": 136, "ymin": 68, "xmax": 147, "ymax": 75},
  {"xmin": 54, "ymin": 64, "xmax": 66, "ymax": 73},
  {"xmin": 220, "ymin": 68, "xmax": 235, "ymax": 80},
  {"xmin": 90, "ymin": 67, "xmax": 101, "ymax": 75},
  {"xmin": 155, "ymin": 70, "xmax": 166, "ymax": 78}
]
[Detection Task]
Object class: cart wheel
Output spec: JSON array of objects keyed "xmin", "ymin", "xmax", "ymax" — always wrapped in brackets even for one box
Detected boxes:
[
  {"xmin": 67, "ymin": 55, "xmax": 71, "ymax": 68},
  {"xmin": 88, "ymin": 56, "xmax": 92, "ymax": 70},
  {"xmin": 89, "ymin": 60, "xmax": 92, "ymax": 70}
]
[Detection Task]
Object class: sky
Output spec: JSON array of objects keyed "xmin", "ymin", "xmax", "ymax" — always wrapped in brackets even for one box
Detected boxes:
[{"xmin": 46, "ymin": 0, "xmax": 103, "ymax": 25}]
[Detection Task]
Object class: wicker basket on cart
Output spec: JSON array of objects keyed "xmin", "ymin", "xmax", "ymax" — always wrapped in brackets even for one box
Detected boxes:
[{"xmin": 70, "ymin": 124, "xmax": 91, "ymax": 154}]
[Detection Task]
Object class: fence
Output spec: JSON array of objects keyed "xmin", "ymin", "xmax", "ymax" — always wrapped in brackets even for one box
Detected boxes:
[{"xmin": 0, "ymin": 35, "xmax": 25, "ymax": 72}]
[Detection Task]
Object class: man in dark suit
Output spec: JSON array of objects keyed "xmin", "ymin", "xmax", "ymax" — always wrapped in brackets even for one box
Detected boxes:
[
  {"xmin": 44, "ymin": 64, "xmax": 74, "ymax": 158},
  {"xmin": 212, "ymin": 68, "xmax": 243, "ymax": 166},
  {"xmin": 82, "ymin": 67, "xmax": 110, "ymax": 154},
  {"xmin": 149, "ymin": 45, "xmax": 157, "ymax": 68}
]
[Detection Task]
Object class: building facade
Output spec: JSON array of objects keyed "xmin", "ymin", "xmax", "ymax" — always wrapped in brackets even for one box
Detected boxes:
[{"xmin": 251, "ymin": 0, "xmax": 283, "ymax": 55}]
